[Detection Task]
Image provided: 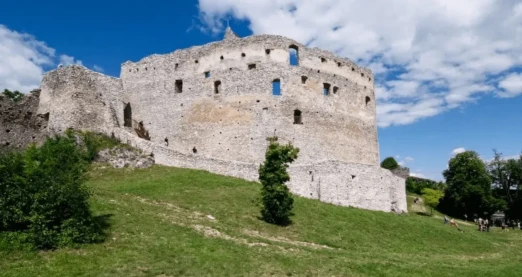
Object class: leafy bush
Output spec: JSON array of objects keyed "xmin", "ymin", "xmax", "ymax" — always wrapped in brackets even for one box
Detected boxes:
[
  {"xmin": 381, "ymin": 157, "xmax": 399, "ymax": 170},
  {"xmin": 258, "ymin": 137, "xmax": 299, "ymax": 225},
  {"xmin": 0, "ymin": 131, "xmax": 105, "ymax": 249},
  {"xmin": 2, "ymin": 89, "xmax": 24, "ymax": 102},
  {"xmin": 80, "ymin": 131, "xmax": 122, "ymax": 162},
  {"xmin": 406, "ymin": 177, "xmax": 447, "ymax": 194}
]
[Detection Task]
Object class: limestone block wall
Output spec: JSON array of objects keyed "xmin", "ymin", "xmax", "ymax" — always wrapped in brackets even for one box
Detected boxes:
[
  {"xmin": 119, "ymin": 34, "xmax": 378, "ymax": 168},
  {"xmin": 0, "ymin": 91, "xmax": 48, "ymax": 149},
  {"xmin": 38, "ymin": 66, "xmax": 124, "ymax": 135},
  {"xmin": 111, "ymin": 128, "xmax": 407, "ymax": 213}
]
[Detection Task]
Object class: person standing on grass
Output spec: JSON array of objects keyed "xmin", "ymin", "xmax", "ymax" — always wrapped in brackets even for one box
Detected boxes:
[
  {"xmin": 444, "ymin": 215, "xmax": 449, "ymax": 224},
  {"xmin": 517, "ymin": 220, "xmax": 520, "ymax": 230}
]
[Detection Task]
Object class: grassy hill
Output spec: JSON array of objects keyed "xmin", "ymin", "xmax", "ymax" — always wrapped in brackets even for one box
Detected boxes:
[{"xmin": 1, "ymin": 165, "xmax": 521, "ymax": 276}]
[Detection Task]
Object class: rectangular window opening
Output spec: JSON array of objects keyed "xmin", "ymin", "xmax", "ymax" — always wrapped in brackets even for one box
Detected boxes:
[
  {"xmin": 175, "ymin": 80, "xmax": 183, "ymax": 93},
  {"xmin": 204, "ymin": 71, "xmax": 211, "ymax": 78},
  {"xmin": 272, "ymin": 79, "xmax": 281, "ymax": 96},
  {"xmin": 214, "ymin": 81, "xmax": 222, "ymax": 94},
  {"xmin": 323, "ymin": 83, "xmax": 331, "ymax": 96},
  {"xmin": 248, "ymin": 64, "xmax": 256, "ymax": 70}
]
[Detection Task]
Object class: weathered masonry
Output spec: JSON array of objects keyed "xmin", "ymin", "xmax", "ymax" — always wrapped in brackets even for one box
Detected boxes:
[{"xmin": 33, "ymin": 28, "xmax": 407, "ymax": 213}]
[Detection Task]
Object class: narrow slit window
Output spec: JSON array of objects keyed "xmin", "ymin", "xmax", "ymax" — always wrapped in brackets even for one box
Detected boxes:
[
  {"xmin": 272, "ymin": 79, "xmax": 281, "ymax": 96},
  {"xmin": 323, "ymin": 83, "xmax": 331, "ymax": 96},
  {"xmin": 214, "ymin": 81, "xmax": 222, "ymax": 94},
  {"xmin": 366, "ymin": 96, "xmax": 371, "ymax": 106},
  {"xmin": 175, "ymin": 80, "xmax": 183, "ymax": 93},
  {"xmin": 293, "ymin": 109, "xmax": 302, "ymax": 124},
  {"xmin": 123, "ymin": 103, "xmax": 132, "ymax": 127},
  {"xmin": 289, "ymin": 45, "xmax": 299, "ymax": 66}
]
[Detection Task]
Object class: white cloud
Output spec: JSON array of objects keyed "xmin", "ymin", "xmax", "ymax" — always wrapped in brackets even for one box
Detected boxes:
[
  {"xmin": 198, "ymin": 0, "xmax": 522, "ymax": 127},
  {"xmin": 405, "ymin": 157, "xmax": 414, "ymax": 162},
  {"xmin": 59, "ymin": 54, "xmax": 83, "ymax": 66},
  {"xmin": 0, "ymin": 25, "xmax": 83, "ymax": 93},
  {"xmin": 93, "ymin": 65, "xmax": 104, "ymax": 72},
  {"xmin": 498, "ymin": 73, "xmax": 522, "ymax": 98},
  {"xmin": 452, "ymin": 147, "xmax": 466, "ymax": 155},
  {"xmin": 410, "ymin": 172, "xmax": 426, "ymax": 178}
]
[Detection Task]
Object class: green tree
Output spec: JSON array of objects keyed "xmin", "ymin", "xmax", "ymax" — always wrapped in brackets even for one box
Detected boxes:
[
  {"xmin": 488, "ymin": 150, "xmax": 522, "ymax": 219},
  {"xmin": 2, "ymin": 89, "xmax": 24, "ymax": 102},
  {"xmin": 0, "ymin": 131, "xmax": 104, "ymax": 249},
  {"xmin": 381, "ymin": 157, "xmax": 399, "ymax": 170},
  {"xmin": 440, "ymin": 151, "xmax": 504, "ymax": 219},
  {"xmin": 422, "ymin": 188, "xmax": 444, "ymax": 215},
  {"xmin": 258, "ymin": 137, "xmax": 299, "ymax": 225}
]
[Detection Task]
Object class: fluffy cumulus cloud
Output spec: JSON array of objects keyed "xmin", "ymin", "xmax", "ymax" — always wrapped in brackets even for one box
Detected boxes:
[
  {"xmin": 0, "ymin": 25, "xmax": 84, "ymax": 92},
  {"xmin": 198, "ymin": 0, "xmax": 522, "ymax": 127},
  {"xmin": 498, "ymin": 73, "xmax": 522, "ymax": 98},
  {"xmin": 451, "ymin": 147, "xmax": 466, "ymax": 155}
]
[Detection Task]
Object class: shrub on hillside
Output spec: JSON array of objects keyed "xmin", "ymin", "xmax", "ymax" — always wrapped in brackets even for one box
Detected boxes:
[
  {"xmin": 381, "ymin": 157, "xmax": 399, "ymax": 170},
  {"xmin": 1, "ymin": 89, "xmax": 24, "ymax": 102},
  {"xmin": 0, "ymin": 131, "xmax": 104, "ymax": 249},
  {"xmin": 258, "ymin": 137, "xmax": 299, "ymax": 225}
]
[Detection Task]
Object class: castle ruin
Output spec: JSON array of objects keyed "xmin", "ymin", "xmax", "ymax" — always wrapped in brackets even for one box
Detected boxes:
[{"xmin": 2, "ymin": 28, "xmax": 407, "ymax": 213}]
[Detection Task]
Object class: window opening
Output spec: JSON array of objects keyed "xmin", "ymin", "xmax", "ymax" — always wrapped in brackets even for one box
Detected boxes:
[
  {"xmin": 301, "ymin": 76, "xmax": 308, "ymax": 84},
  {"xmin": 204, "ymin": 71, "xmax": 210, "ymax": 78},
  {"xmin": 214, "ymin": 81, "xmax": 222, "ymax": 94},
  {"xmin": 124, "ymin": 103, "xmax": 132, "ymax": 127},
  {"xmin": 265, "ymin": 49, "xmax": 271, "ymax": 55},
  {"xmin": 366, "ymin": 96, "xmax": 371, "ymax": 106},
  {"xmin": 333, "ymin": 86, "xmax": 339, "ymax": 94},
  {"xmin": 241, "ymin": 53, "xmax": 246, "ymax": 57},
  {"xmin": 293, "ymin": 109, "xmax": 302, "ymax": 124},
  {"xmin": 323, "ymin": 83, "xmax": 331, "ymax": 96},
  {"xmin": 289, "ymin": 45, "xmax": 299, "ymax": 66},
  {"xmin": 175, "ymin": 80, "xmax": 183, "ymax": 93},
  {"xmin": 272, "ymin": 79, "xmax": 281, "ymax": 96},
  {"xmin": 248, "ymin": 64, "xmax": 256, "ymax": 70}
]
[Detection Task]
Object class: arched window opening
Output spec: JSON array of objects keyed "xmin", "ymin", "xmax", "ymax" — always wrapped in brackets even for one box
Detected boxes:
[
  {"xmin": 366, "ymin": 96, "xmax": 371, "ymax": 106},
  {"xmin": 323, "ymin": 83, "xmax": 331, "ymax": 96},
  {"xmin": 293, "ymin": 109, "xmax": 302, "ymax": 124},
  {"xmin": 175, "ymin": 80, "xmax": 183, "ymax": 93},
  {"xmin": 272, "ymin": 79, "xmax": 281, "ymax": 96},
  {"xmin": 289, "ymin": 45, "xmax": 299, "ymax": 66},
  {"xmin": 301, "ymin": 76, "xmax": 308, "ymax": 84},
  {"xmin": 214, "ymin": 81, "xmax": 222, "ymax": 94},
  {"xmin": 124, "ymin": 103, "xmax": 132, "ymax": 127}
]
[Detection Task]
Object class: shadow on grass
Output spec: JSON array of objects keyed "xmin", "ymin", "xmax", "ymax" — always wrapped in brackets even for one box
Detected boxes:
[
  {"xmin": 255, "ymin": 214, "xmax": 294, "ymax": 227},
  {"xmin": 415, "ymin": 212, "xmax": 433, "ymax": 217},
  {"xmin": 92, "ymin": 214, "xmax": 113, "ymax": 244}
]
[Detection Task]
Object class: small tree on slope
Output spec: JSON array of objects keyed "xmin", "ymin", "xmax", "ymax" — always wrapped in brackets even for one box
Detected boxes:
[
  {"xmin": 259, "ymin": 137, "xmax": 299, "ymax": 225},
  {"xmin": 422, "ymin": 188, "xmax": 444, "ymax": 215}
]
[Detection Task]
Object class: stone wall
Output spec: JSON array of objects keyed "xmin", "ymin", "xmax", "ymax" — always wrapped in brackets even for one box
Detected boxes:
[
  {"xmin": 0, "ymin": 90, "xmax": 48, "ymax": 150},
  {"xmin": 33, "ymin": 29, "xmax": 407, "ymax": 213}
]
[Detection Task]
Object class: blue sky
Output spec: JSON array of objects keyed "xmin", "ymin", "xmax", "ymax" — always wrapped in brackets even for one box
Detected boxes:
[{"xmin": 2, "ymin": 0, "xmax": 522, "ymax": 180}]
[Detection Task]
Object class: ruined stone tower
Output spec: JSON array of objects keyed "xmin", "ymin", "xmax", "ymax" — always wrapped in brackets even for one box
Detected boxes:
[{"xmin": 21, "ymin": 28, "xmax": 406, "ymax": 212}]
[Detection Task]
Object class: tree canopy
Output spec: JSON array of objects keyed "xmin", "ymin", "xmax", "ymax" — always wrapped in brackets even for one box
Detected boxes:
[
  {"xmin": 439, "ymin": 151, "xmax": 505, "ymax": 218},
  {"xmin": 381, "ymin": 157, "xmax": 399, "ymax": 170},
  {"xmin": 1, "ymin": 89, "xmax": 24, "ymax": 102}
]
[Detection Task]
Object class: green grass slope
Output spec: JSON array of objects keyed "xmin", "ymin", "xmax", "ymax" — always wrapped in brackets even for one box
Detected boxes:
[{"xmin": 1, "ymin": 166, "xmax": 521, "ymax": 277}]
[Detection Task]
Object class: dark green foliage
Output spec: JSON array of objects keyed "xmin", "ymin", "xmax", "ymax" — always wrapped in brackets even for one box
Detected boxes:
[
  {"xmin": 488, "ymin": 151, "xmax": 522, "ymax": 219},
  {"xmin": 381, "ymin": 157, "xmax": 399, "ymax": 170},
  {"xmin": 258, "ymin": 137, "xmax": 299, "ymax": 225},
  {"xmin": 406, "ymin": 177, "xmax": 447, "ymax": 194},
  {"xmin": 0, "ymin": 131, "xmax": 105, "ymax": 249},
  {"xmin": 2, "ymin": 89, "xmax": 24, "ymax": 102},
  {"xmin": 80, "ymin": 131, "xmax": 122, "ymax": 162},
  {"xmin": 439, "ymin": 151, "xmax": 505, "ymax": 219}
]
